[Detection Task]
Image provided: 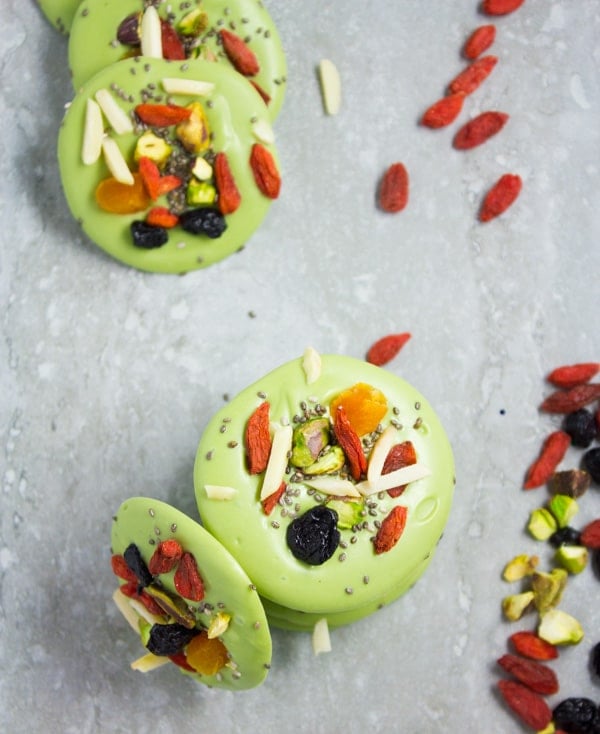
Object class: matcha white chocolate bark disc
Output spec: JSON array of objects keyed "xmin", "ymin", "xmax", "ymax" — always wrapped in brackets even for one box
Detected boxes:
[
  {"xmin": 111, "ymin": 497, "xmax": 272, "ymax": 690},
  {"xmin": 68, "ymin": 0, "xmax": 287, "ymax": 119},
  {"xmin": 58, "ymin": 57, "xmax": 280, "ymax": 273},
  {"xmin": 194, "ymin": 352, "xmax": 455, "ymax": 622},
  {"xmin": 37, "ymin": 0, "xmax": 79, "ymax": 34}
]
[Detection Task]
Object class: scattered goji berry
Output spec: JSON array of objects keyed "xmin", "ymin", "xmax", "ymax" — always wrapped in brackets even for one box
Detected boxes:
[
  {"xmin": 214, "ymin": 152, "xmax": 242, "ymax": 215},
  {"xmin": 479, "ymin": 174, "xmax": 522, "ymax": 222},
  {"xmin": 547, "ymin": 363, "xmax": 600, "ymax": 389},
  {"xmin": 138, "ymin": 157, "xmax": 182, "ymax": 200},
  {"xmin": 220, "ymin": 29, "xmax": 260, "ymax": 76},
  {"xmin": 173, "ymin": 551, "xmax": 205, "ymax": 602},
  {"xmin": 378, "ymin": 162, "xmax": 409, "ymax": 213},
  {"xmin": 249, "ymin": 143, "xmax": 281, "ymax": 199},
  {"xmin": 160, "ymin": 19, "xmax": 186, "ymax": 60},
  {"xmin": 453, "ymin": 111, "xmax": 509, "ymax": 150},
  {"xmin": 148, "ymin": 539, "xmax": 183, "ymax": 575},
  {"xmin": 373, "ymin": 505, "xmax": 408, "ymax": 554},
  {"xmin": 262, "ymin": 481, "xmax": 286, "ymax": 516},
  {"xmin": 383, "ymin": 441, "xmax": 417, "ymax": 498},
  {"xmin": 119, "ymin": 581, "xmax": 165, "ymax": 617},
  {"xmin": 168, "ymin": 651, "xmax": 196, "ymax": 672},
  {"xmin": 250, "ymin": 80, "xmax": 271, "ymax": 106},
  {"xmin": 421, "ymin": 93, "xmax": 465, "ymax": 129},
  {"xmin": 146, "ymin": 206, "xmax": 179, "ymax": 229},
  {"xmin": 448, "ymin": 55, "xmax": 498, "ymax": 95},
  {"xmin": 482, "ymin": 0, "xmax": 526, "ymax": 16},
  {"xmin": 581, "ymin": 519, "xmax": 600, "ymax": 550},
  {"xmin": 111, "ymin": 554, "xmax": 138, "ymax": 583},
  {"xmin": 245, "ymin": 402, "xmax": 272, "ymax": 475},
  {"xmin": 332, "ymin": 405, "xmax": 367, "ymax": 481},
  {"xmin": 135, "ymin": 103, "xmax": 192, "ymax": 127},
  {"xmin": 366, "ymin": 333, "xmax": 411, "ymax": 366},
  {"xmin": 497, "ymin": 654, "xmax": 559, "ymax": 695},
  {"xmin": 463, "ymin": 24, "xmax": 496, "ymax": 60},
  {"xmin": 523, "ymin": 431, "xmax": 571, "ymax": 489},
  {"xmin": 540, "ymin": 383, "xmax": 600, "ymax": 413},
  {"xmin": 509, "ymin": 631, "xmax": 558, "ymax": 661},
  {"xmin": 497, "ymin": 679, "xmax": 552, "ymax": 730}
]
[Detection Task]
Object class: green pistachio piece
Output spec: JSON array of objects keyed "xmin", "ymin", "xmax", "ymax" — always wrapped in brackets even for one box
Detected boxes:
[
  {"xmin": 527, "ymin": 508, "xmax": 557, "ymax": 540},
  {"xmin": 133, "ymin": 131, "xmax": 172, "ymax": 167},
  {"xmin": 531, "ymin": 568, "xmax": 568, "ymax": 613},
  {"xmin": 502, "ymin": 554, "xmax": 539, "ymax": 582},
  {"xmin": 144, "ymin": 584, "xmax": 196, "ymax": 629},
  {"xmin": 304, "ymin": 446, "xmax": 345, "ymax": 475},
  {"xmin": 538, "ymin": 608, "xmax": 584, "ymax": 645},
  {"xmin": 326, "ymin": 498, "xmax": 365, "ymax": 530},
  {"xmin": 502, "ymin": 591, "xmax": 534, "ymax": 621},
  {"xmin": 177, "ymin": 8, "xmax": 209, "ymax": 36},
  {"xmin": 548, "ymin": 494, "xmax": 579, "ymax": 528},
  {"xmin": 290, "ymin": 418, "xmax": 330, "ymax": 468},
  {"xmin": 139, "ymin": 619, "xmax": 151, "ymax": 647},
  {"xmin": 187, "ymin": 179, "xmax": 217, "ymax": 206},
  {"xmin": 550, "ymin": 469, "xmax": 591, "ymax": 498},
  {"xmin": 555, "ymin": 545, "xmax": 588, "ymax": 574}
]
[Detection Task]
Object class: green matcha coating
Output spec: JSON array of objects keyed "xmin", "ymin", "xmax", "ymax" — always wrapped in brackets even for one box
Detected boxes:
[
  {"xmin": 111, "ymin": 497, "xmax": 272, "ymax": 690},
  {"xmin": 37, "ymin": 0, "xmax": 79, "ymax": 33},
  {"xmin": 194, "ymin": 354, "xmax": 455, "ymax": 618},
  {"xmin": 57, "ymin": 57, "xmax": 278, "ymax": 273},
  {"xmin": 68, "ymin": 0, "xmax": 287, "ymax": 119}
]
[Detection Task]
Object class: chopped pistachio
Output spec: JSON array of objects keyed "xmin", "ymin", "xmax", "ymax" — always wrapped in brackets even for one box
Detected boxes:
[
  {"xmin": 326, "ymin": 499, "xmax": 365, "ymax": 530},
  {"xmin": 145, "ymin": 584, "xmax": 196, "ymax": 628},
  {"xmin": 527, "ymin": 507, "xmax": 557, "ymax": 540},
  {"xmin": 537, "ymin": 723, "xmax": 556, "ymax": 734},
  {"xmin": 531, "ymin": 569, "xmax": 567, "ymax": 614},
  {"xmin": 550, "ymin": 469, "xmax": 591, "ymax": 498},
  {"xmin": 555, "ymin": 545, "xmax": 588, "ymax": 575},
  {"xmin": 186, "ymin": 179, "xmax": 216, "ymax": 206},
  {"xmin": 538, "ymin": 608, "xmax": 584, "ymax": 646},
  {"xmin": 175, "ymin": 102, "xmax": 210, "ymax": 154},
  {"xmin": 502, "ymin": 591, "xmax": 534, "ymax": 621},
  {"xmin": 548, "ymin": 494, "xmax": 579, "ymax": 528},
  {"xmin": 134, "ymin": 131, "xmax": 172, "ymax": 167},
  {"xmin": 177, "ymin": 8, "xmax": 209, "ymax": 36},
  {"xmin": 290, "ymin": 418, "xmax": 330, "ymax": 468},
  {"xmin": 304, "ymin": 446, "xmax": 345, "ymax": 475},
  {"xmin": 207, "ymin": 612, "xmax": 231, "ymax": 639},
  {"xmin": 191, "ymin": 156, "xmax": 213, "ymax": 181},
  {"xmin": 502, "ymin": 554, "xmax": 539, "ymax": 582}
]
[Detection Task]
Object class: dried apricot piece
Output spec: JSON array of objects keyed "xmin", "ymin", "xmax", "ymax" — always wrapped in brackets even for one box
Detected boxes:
[
  {"xmin": 95, "ymin": 172, "xmax": 151, "ymax": 214},
  {"xmin": 329, "ymin": 383, "xmax": 388, "ymax": 437},
  {"xmin": 185, "ymin": 630, "xmax": 229, "ymax": 675}
]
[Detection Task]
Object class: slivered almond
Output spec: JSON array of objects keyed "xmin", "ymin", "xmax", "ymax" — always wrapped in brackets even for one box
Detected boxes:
[
  {"xmin": 318, "ymin": 59, "xmax": 341, "ymax": 115},
  {"xmin": 252, "ymin": 118, "xmax": 275, "ymax": 145},
  {"xmin": 94, "ymin": 88, "xmax": 133, "ymax": 135},
  {"xmin": 356, "ymin": 463, "xmax": 431, "ymax": 496},
  {"xmin": 140, "ymin": 5, "xmax": 163, "ymax": 58},
  {"xmin": 112, "ymin": 588, "xmax": 140, "ymax": 632},
  {"xmin": 191, "ymin": 157, "xmax": 213, "ymax": 180},
  {"xmin": 162, "ymin": 77, "xmax": 215, "ymax": 97},
  {"xmin": 204, "ymin": 484, "xmax": 237, "ymax": 500},
  {"xmin": 302, "ymin": 346, "xmax": 322, "ymax": 384},
  {"xmin": 260, "ymin": 424, "xmax": 293, "ymax": 500},
  {"xmin": 312, "ymin": 617, "xmax": 332, "ymax": 655},
  {"xmin": 130, "ymin": 653, "xmax": 170, "ymax": 672},
  {"xmin": 367, "ymin": 425, "xmax": 398, "ymax": 483},
  {"xmin": 82, "ymin": 98, "xmax": 104, "ymax": 165},
  {"xmin": 101, "ymin": 137, "xmax": 134, "ymax": 184},
  {"xmin": 302, "ymin": 477, "xmax": 361, "ymax": 498}
]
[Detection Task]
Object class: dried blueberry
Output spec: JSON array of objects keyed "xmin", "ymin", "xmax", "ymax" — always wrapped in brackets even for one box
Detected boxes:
[
  {"xmin": 179, "ymin": 208, "xmax": 227, "ymax": 238},
  {"xmin": 583, "ymin": 448, "xmax": 600, "ymax": 484},
  {"xmin": 553, "ymin": 697, "xmax": 600, "ymax": 734},
  {"xmin": 131, "ymin": 221, "xmax": 168, "ymax": 249},
  {"xmin": 123, "ymin": 543, "xmax": 153, "ymax": 587},
  {"xmin": 286, "ymin": 506, "xmax": 340, "ymax": 565},
  {"xmin": 564, "ymin": 409, "xmax": 598, "ymax": 448},
  {"xmin": 592, "ymin": 642, "xmax": 600, "ymax": 679},
  {"xmin": 146, "ymin": 623, "xmax": 199, "ymax": 656},
  {"xmin": 549, "ymin": 526, "xmax": 582, "ymax": 548}
]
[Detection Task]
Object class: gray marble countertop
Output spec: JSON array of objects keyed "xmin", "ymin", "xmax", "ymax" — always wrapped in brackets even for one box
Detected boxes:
[{"xmin": 2, "ymin": 1, "xmax": 599, "ymax": 731}]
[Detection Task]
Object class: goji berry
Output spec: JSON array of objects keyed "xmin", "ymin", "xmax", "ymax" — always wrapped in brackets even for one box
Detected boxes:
[
  {"xmin": 245, "ymin": 402, "xmax": 272, "ymax": 475},
  {"xmin": 497, "ymin": 680, "xmax": 552, "ymax": 731},
  {"xmin": 421, "ymin": 93, "xmax": 465, "ymax": 129},
  {"xmin": 111, "ymin": 554, "xmax": 138, "ymax": 583},
  {"xmin": 497, "ymin": 654, "xmax": 559, "ymax": 695},
  {"xmin": 523, "ymin": 431, "xmax": 571, "ymax": 489},
  {"xmin": 249, "ymin": 144, "xmax": 281, "ymax": 199},
  {"xmin": 479, "ymin": 174, "xmax": 522, "ymax": 222},
  {"xmin": 173, "ymin": 552, "xmax": 205, "ymax": 602},
  {"xmin": 448, "ymin": 55, "xmax": 498, "ymax": 95},
  {"xmin": 453, "ymin": 111, "xmax": 509, "ymax": 150},
  {"xmin": 509, "ymin": 631, "xmax": 558, "ymax": 661},
  {"xmin": 382, "ymin": 441, "xmax": 417, "ymax": 498},
  {"xmin": 482, "ymin": 0, "xmax": 526, "ymax": 16},
  {"xmin": 168, "ymin": 651, "xmax": 196, "ymax": 672},
  {"xmin": 138, "ymin": 157, "xmax": 182, "ymax": 200},
  {"xmin": 214, "ymin": 152, "xmax": 242, "ymax": 215},
  {"xmin": 148, "ymin": 539, "xmax": 183, "ymax": 575},
  {"xmin": 250, "ymin": 80, "xmax": 271, "ymax": 106},
  {"xmin": 373, "ymin": 505, "xmax": 408, "ymax": 554},
  {"xmin": 135, "ymin": 103, "xmax": 192, "ymax": 127},
  {"xmin": 540, "ymin": 383, "xmax": 600, "ymax": 413},
  {"xmin": 366, "ymin": 333, "xmax": 411, "ymax": 366},
  {"xmin": 262, "ymin": 481, "xmax": 286, "ymax": 515},
  {"xmin": 581, "ymin": 519, "xmax": 600, "ymax": 549},
  {"xmin": 220, "ymin": 29, "xmax": 259, "ymax": 76},
  {"xmin": 146, "ymin": 206, "xmax": 179, "ymax": 229},
  {"xmin": 332, "ymin": 405, "xmax": 367, "ymax": 481},
  {"xmin": 160, "ymin": 19, "xmax": 186, "ymax": 60},
  {"xmin": 547, "ymin": 363, "xmax": 600, "ymax": 389},
  {"xmin": 378, "ymin": 162, "xmax": 409, "ymax": 213},
  {"xmin": 119, "ymin": 581, "xmax": 165, "ymax": 617},
  {"xmin": 463, "ymin": 25, "xmax": 496, "ymax": 60}
]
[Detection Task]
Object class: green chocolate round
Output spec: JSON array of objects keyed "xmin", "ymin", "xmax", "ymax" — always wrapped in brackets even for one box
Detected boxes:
[
  {"xmin": 111, "ymin": 497, "xmax": 272, "ymax": 690},
  {"xmin": 37, "ymin": 0, "xmax": 79, "ymax": 34},
  {"xmin": 194, "ymin": 354, "xmax": 455, "ymax": 618},
  {"xmin": 68, "ymin": 0, "xmax": 287, "ymax": 119},
  {"xmin": 58, "ymin": 57, "xmax": 279, "ymax": 273}
]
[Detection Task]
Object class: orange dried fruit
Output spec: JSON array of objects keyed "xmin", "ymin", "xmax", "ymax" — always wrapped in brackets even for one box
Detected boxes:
[
  {"xmin": 185, "ymin": 630, "xmax": 229, "ymax": 676},
  {"xmin": 329, "ymin": 383, "xmax": 388, "ymax": 437},
  {"xmin": 95, "ymin": 172, "xmax": 150, "ymax": 213}
]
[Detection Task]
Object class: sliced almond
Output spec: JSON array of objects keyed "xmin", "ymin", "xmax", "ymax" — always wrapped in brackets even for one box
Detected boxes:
[
  {"xmin": 260, "ymin": 424, "xmax": 293, "ymax": 500},
  {"xmin": 191, "ymin": 156, "xmax": 213, "ymax": 181},
  {"xmin": 101, "ymin": 137, "xmax": 134, "ymax": 185},
  {"xmin": 318, "ymin": 59, "xmax": 341, "ymax": 115},
  {"xmin": 252, "ymin": 118, "xmax": 275, "ymax": 145},
  {"xmin": 312, "ymin": 617, "xmax": 332, "ymax": 655},
  {"xmin": 356, "ymin": 463, "xmax": 431, "ymax": 496},
  {"xmin": 112, "ymin": 588, "xmax": 141, "ymax": 632},
  {"xmin": 207, "ymin": 612, "xmax": 231, "ymax": 639},
  {"xmin": 140, "ymin": 5, "xmax": 163, "ymax": 59},
  {"xmin": 366, "ymin": 425, "xmax": 398, "ymax": 484},
  {"xmin": 302, "ymin": 346, "xmax": 322, "ymax": 385},
  {"xmin": 94, "ymin": 88, "xmax": 133, "ymax": 135},
  {"xmin": 130, "ymin": 652, "xmax": 170, "ymax": 672},
  {"xmin": 81, "ymin": 98, "xmax": 104, "ymax": 165},
  {"xmin": 162, "ymin": 77, "xmax": 215, "ymax": 97},
  {"xmin": 302, "ymin": 476, "xmax": 361, "ymax": 498},
  {"xmin": 204, "ymin": 484, "xmax": 237, "ymax": 500}
]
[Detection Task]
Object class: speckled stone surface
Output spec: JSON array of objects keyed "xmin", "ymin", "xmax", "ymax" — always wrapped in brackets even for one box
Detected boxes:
[{"xmin": 2, "ymin": 1, "xmax": 600, "ymax": 732}]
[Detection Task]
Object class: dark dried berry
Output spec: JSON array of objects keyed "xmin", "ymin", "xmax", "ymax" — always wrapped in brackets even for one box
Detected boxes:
[
  {"xmin": 286, "ymin": 506, "xmax": 340, "ymax": 565},
  {"xmin": 564, "ymin": 409, "xmax": 598, "ymax": 448},
  {"xmin": 146, "ymin": 623, "xmax": 199, "ymax": 656},
  {"xmin": 179, "ymin": 208, "xmax": 227, "ymax": 238},
  {"xmin": 553, "ymin": 697, "xmax": 600, "ymax": 734},
  {"xmin": 123, "ymin": 543, "xmax": 153, "ymax": 587},
  {"xmin": 591, "ymin": 642, "xmax": 600, "ymax": 679},
  {"xmin": 116, "ymin": 12, "xmax": 141, "ymax": 45},
  {"xmin": 583, "ymin": 448, "xmax": 600, "ymax": 484},
  {"xmin": 592, "ymin": 549, "xmax": 600, "ymax": 581},
  {"xmin": 549, "ymin": 526, "xmax": 582, "ymax": 548},
  {"xmin": 131, "ymin": 221, "xmax": 168, "ymax": 249}
]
